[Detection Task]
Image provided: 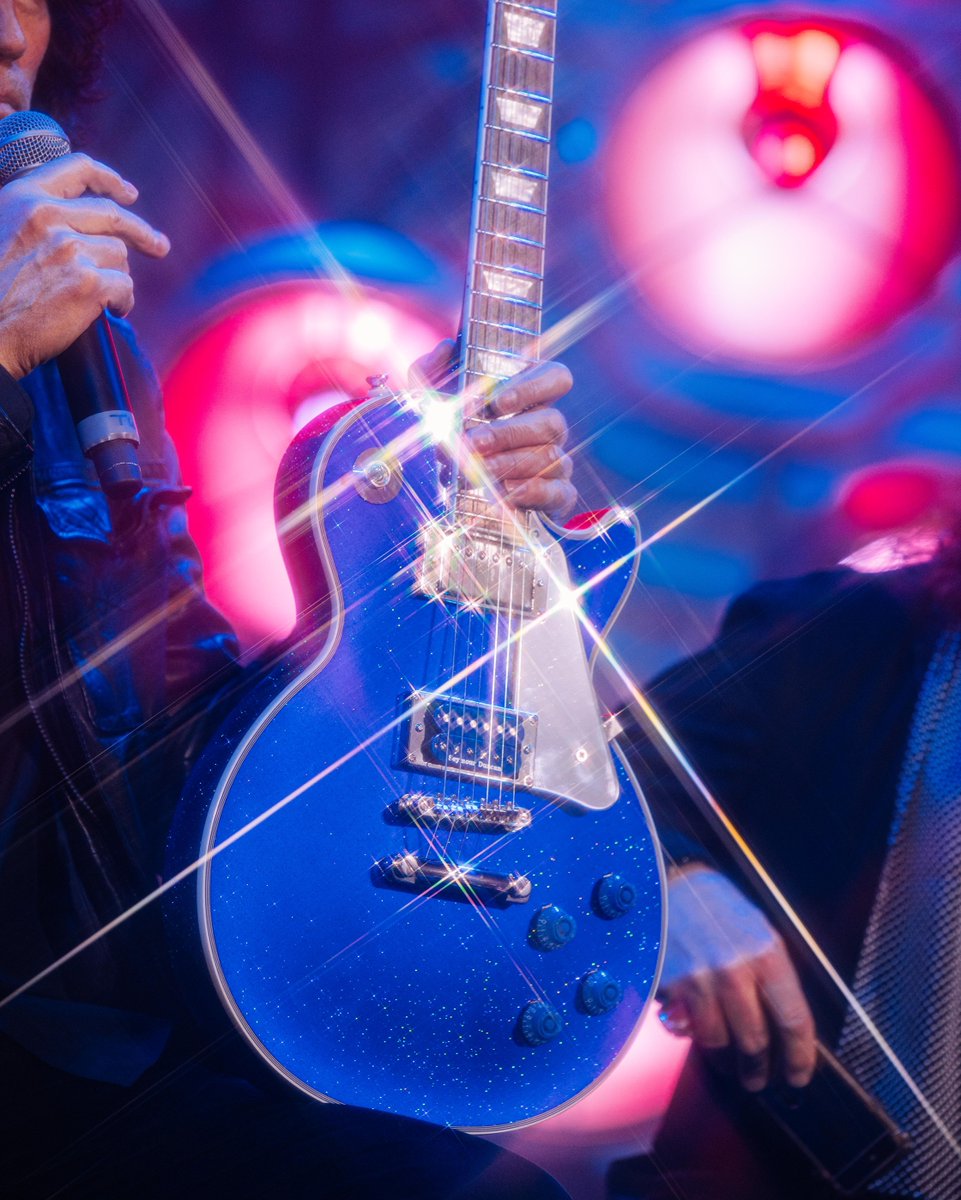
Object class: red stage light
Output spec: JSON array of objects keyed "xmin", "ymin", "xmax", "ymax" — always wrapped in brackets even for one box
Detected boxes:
[
  {"xmin": 163, "ymin": 282, "xmax": 447, "ymax": 649},
  {"xmin": 605, "ymin": 17, "xmax": 961, "ymax": 365},
  {"xmin": 742, "ymin": 26, "xmax": 840, "ymax": 188},
  {"xmin": 840, "ymin": 463, "xmax": 943, "ymax": 532}
]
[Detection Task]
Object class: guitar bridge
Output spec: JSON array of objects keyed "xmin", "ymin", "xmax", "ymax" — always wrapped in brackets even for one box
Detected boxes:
[
  {"xmin": 391, "ymin": 792, "xmax": 533, "ymax": 833},
  {"xmin": 376, "ymin": 851, "xmax": 532, "ymax": 904}
]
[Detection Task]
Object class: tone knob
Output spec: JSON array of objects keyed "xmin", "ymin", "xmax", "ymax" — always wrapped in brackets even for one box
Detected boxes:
[
  {"xmin": 594, "ymin": 872, "xmax": 636, "ymax": 919},
  {"xmin": 529, "ymin": 904, "xmax": 577, "ymax": 951},
  {"xmin": 579, "ymin": 968, "xmax": 624, "ymax": 1015},
  {"xmin": 519, "ymin": 1000, "xmax": 563, "ymax": 1046}
]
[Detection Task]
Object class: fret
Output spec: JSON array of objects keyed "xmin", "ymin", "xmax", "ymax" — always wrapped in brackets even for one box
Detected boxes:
[
  {"xmin": 478, "ymin": 226, "xmax": 545, "ymax": 246},
  {"xmin": 492, "ymin": 84, "xmax": 551, "ymax": 103},
  {"xmin": 484, "ymin": 124, "xmax": 550, "ymax": 166},
  {"xmin": 484, "ymin": 121, "xmax": 550, "ymax": 144},
  {"xmin": 502, "ymin": 1, "xmax": 557, "ymax": 18},
  {"xmin": 470, "ymin": 292, "xmax": 541, "ymax": 321},
  {"xmin": 477, "ymin": 197, "xmax": 546, "ymax": 235},
  {"xmin": 471, "ymin": 289, "xmax": 543, "ymax": 323},
  {"xmin": 492, "ymin": 44, "xmax": 554, "ymax": 64},
  {"xmin": 478, "ymin": 196, "xmax": 546, "ymax": 218},
  {"xmin": 475, "ymin": 233, "xmax": 544, "ymax": 273},
  {"xmin": 481, "ymin": 160, "xmax": 547, "ymax": 180},
  {"xmin": 465, "ymin": 347, "xmax": 535, "ymax": 379},
  {"xmin": 474, "ymin": 267, "xmax": 543, "ymax": 307},
  {"xmin": 490, "ymin": 49, "xmax": 554, "ymax": 95},
  {"xmin": 472, "ymin": 316, "xmax": 540, "ymax": 339}
]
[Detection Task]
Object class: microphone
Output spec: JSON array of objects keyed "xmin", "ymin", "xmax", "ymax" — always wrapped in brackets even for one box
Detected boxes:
[{"xmin": 0, "ymin": 111, "xmax": 142, "ymax": 499}]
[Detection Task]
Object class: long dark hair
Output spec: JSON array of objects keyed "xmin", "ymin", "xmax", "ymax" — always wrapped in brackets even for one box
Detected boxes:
[{"xmin": 32, "ymin": 0, "xmax": 122, "ymax": 128}]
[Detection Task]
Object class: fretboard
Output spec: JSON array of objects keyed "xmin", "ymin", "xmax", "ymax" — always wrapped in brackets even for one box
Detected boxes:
[{"xmin": 460, "ymin": 0, "xmax": 557, "ymax": 391}]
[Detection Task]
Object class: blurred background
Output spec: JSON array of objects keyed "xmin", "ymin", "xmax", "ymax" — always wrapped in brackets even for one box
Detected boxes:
[{"xmin": 86, "ymin": 0, "xmax": 961, "ymax": 1190}]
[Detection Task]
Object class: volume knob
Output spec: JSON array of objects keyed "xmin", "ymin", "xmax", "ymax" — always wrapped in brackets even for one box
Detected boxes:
[
  {"xmin": 529, "ymin": 904, "xmax": 577, "ymax": 951},
  {"xmin": 579, "ymin": 968, "xmax": 624, "ymax": 1015},
  {"xmin": 594, "ymin": 873, "xmax": 636, "ymax": 919},
  {"xmin": 520, "ymin": 1000, "xmax": 563, "ymax": 1046}
]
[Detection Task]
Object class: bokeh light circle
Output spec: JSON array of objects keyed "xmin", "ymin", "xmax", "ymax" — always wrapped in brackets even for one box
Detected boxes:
[
  {"xmin": 164, "ymin": 281, "xmax": 446, "ymax": 647},
  {"xmin": 605, "ymin": 17, "xmax": 961, "ymax": 366}
]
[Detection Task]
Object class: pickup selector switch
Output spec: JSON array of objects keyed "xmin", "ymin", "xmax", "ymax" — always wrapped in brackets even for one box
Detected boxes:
[
  {"xmin": 594, "ymin": 873, "xmax": 636, "ymax": 919},
  {"xmin": 579, "ymin": 969, "xmax": 623, "ymax": 1015},
  {"xmin": 529, "ymin": 904, "xmax": 577, "ymax": 950},
  {"xmin": 519, "ymin": 1000, "xmax": 563, "ymax": 1046}
]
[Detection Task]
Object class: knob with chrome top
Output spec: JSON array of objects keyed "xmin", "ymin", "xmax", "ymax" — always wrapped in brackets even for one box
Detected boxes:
[
  {"xmin": 529, "ymin": 904, "xmax": 577, "ymax": 951},
  {"xmin": 578, "ymin": 968, "xmax": 624, "ymax": 1015},
  {"xmin": 594, "ymin": 872, "xmax": 636, "ymax": 919},
  {"xmin": 519, "ymin": 1000, "xmax": 563, "ymax": 1046}
]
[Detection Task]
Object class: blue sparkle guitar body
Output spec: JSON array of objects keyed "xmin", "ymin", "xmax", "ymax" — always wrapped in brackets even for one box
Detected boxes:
[{"xmin": 173, "ymin": 394, "xmax": 664, "ymax": 1130}]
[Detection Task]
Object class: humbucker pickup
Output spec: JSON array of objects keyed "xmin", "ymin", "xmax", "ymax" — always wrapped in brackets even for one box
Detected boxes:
[
  {"xmin": 404, "ymin": 694, "xmax": 537, "ymax": 783},
  {"xmin": 416, "ymin": 517, "xmax": 548, "ymax": 616}
]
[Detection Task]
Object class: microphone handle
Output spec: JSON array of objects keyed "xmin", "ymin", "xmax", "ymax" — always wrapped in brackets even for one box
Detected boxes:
[{"xmin": 57, "ymin": 317, "xmax": 142, "ymax": 499}]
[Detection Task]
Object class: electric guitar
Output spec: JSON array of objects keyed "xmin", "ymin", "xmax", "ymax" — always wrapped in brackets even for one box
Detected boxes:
[{"xmin": 171, "ymin": 0, "xmax": 665, "ymax": 1131}]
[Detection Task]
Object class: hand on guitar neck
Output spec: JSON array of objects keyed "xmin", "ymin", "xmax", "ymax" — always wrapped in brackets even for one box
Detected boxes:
[
  {"xmin": 411, "ymin": 338, "xmax": 577, "ymax": 521},
  {"xmin": 657, "ymin": 863, "xmax": 818, "ymax": 1093}
]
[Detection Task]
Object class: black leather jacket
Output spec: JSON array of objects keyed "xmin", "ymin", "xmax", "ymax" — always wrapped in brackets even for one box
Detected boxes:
[{"xmin": 0, "ymin": 319, "xmax": 241, "ymax": 1077}]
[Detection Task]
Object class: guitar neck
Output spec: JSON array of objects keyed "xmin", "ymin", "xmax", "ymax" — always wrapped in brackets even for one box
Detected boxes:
[{"xmin": 460, "ymin": 0, "xmax": 557, "ymax": 390}]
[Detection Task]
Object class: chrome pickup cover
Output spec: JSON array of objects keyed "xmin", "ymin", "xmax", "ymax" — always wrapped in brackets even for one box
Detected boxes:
[
  {"xmin": 415, "ymin": 497, "xmax": 549, "ymax": 616},
  {"xmin": 404, "ymin": 694, "xmax": 538, "ymax": 784}
]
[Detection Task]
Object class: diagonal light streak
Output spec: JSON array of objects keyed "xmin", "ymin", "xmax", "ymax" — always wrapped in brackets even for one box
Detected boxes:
[
  {"xmin": 0, "ymin": 331, "xmax": 935, "ymax": 1014},
  {"xmin": 125, "ymin": 0, "xmax": 358, "ymax": 296},
  {"xmin": 597, "ymin": 637, "xmax": 961, "ymax": 1165}
]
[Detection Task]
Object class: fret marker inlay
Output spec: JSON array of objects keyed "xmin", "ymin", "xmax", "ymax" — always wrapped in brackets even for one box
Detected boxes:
[
  {"xmin": 492, "ymin": 170, "xmax": 541, "ymax": 204},
  {"xmin": 503, "ymin": 11, "xmax": 547, "ymax": 49},
  {"xmin": 477, "ymin": 350, "xmax": 524, "ymax": 378},
  {"xmin": 482, "ymin": 269, "xmax": 536, "ymax": 299},
  {"xmin": 496, "ymin": 95, "xmax": 544, "ymax": 131}
]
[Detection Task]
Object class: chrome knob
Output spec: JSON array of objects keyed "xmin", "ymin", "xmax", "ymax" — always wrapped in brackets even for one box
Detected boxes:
[
  {"xmin": 594, "ymin": 872, "xmax": 636, "ymax": 919},
  {"xmin": 529, "ymin": 904, "xmax": 577, "ymax": 951},
  {"xmin": 519, "ymin": 1000, "xmax": 563, "ymax": 1046},
  {"xmin": 578, "ymin": 968, "xmax": 623, "ymax": 1015}
]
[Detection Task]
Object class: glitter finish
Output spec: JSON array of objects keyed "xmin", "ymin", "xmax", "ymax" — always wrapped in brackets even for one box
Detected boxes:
[{"xmin": 172, "ymin": 399, "xmax": 664, "ymax": 1130}]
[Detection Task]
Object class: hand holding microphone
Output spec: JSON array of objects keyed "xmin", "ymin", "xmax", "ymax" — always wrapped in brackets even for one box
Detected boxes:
[{"xmin": 0, "ymin": 111, "xmax": 170, "ymax": 497}]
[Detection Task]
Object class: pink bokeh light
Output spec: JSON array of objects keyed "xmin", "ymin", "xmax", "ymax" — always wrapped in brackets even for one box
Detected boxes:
[
  {"xmin": 164, "ymin": 282, "xmax": 446, "ymax": 648},
  {"xmin": 605, "ymin": 18, "xmax": 961, "ymax": 365}
]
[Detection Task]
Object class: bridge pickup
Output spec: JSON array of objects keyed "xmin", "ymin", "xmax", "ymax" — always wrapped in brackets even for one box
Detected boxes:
[
  {"xmin": 404, "ymin": 694, "xmax": 537, "ymax": 783},
  {"xmin": 391, "ymin": 792, "xmax": 533, "ymax": 833},
  {"xmin": 377, "ymin": 852, "xmax": 532, "ymax": 904}
]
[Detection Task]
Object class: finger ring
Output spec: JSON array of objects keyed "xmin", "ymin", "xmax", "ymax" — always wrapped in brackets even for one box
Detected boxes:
[{"xmin": 658, "ymin": 1002, "xmax": 692, "ymax": 1039}]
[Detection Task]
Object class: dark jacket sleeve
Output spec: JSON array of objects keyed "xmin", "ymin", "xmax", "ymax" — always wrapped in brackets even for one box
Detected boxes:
[
  {"xmin": 624, "ymin": 566, "xmax": 934, "ymax": 1027},
  {"xmin": 0, "ymin": 364, "xmax": 33, "ymax": 485}
]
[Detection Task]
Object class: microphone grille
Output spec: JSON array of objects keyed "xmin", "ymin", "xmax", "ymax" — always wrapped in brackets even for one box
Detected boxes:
[{"xmin": 0, "ymin": 111, "xmax": 70, "ymax": 186}]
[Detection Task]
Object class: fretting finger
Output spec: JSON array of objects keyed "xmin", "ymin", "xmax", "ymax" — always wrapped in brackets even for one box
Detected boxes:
[
  {"xmin": 468, "ymin": 406, "xmax": 568, "ymax": 455},
  {"xmin": 489, "ymin": 360, "xmax": 573, "ymax": 416},
  {"xmin": 504, "ymin": 477, "xmax": 577, "ymax": 520},
  {"xmin": 480, "ymin": 441, "xmax": 571, "ymax": 484}
]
